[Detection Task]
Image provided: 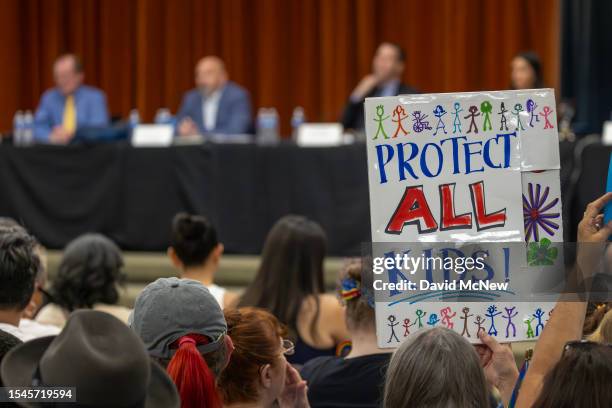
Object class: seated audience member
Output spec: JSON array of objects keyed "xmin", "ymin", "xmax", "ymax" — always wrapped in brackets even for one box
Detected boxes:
[
  {"xmin": 168, "ymin": 213, "xmax": 237, "ymax": 308},
  {"xmin": 0, "ymin": 219, "xmax": 60, "ymax": 338},
  {"xmin": 384, "ymin": 328, "xmax": 518, "ymax": 408},
  {"xmin": 130, "ymin": 277, "xmax": 233, "ymax": 408},
  {"xmin": 300, "ymin": 261, "xmax": 391, "ymax": 408},
  {"xmin": 341, "ymin": 42, "xmax": 417, "ymax": 131},
  {"xmin": 218, "ymin": 307, "xmax": 309, "ymax": 408},
  {"xmin": 1, "ymin": 310, "xmax": 179, "ymax": 407},
  {"xmin": 0, "ymin": 229, "xmax": 44, "ymax": 342},
  {"xmin": 237, "ymin": 215, "xmax": 350, "ymax": 365},
  {"xmin": 176, "ymin": 56, "xmax": 252, "ymax": 137},
  {"xmin": 516, "ymin": 192, "xmax": 612, "ymax": 407},
  {"xmin": 34, "ymin": 54, "xmax": 110, "ymax": 144},
  {"xmin": 510, "ymin": 51, "xmax": 544, "ymax": 90},
  {"xmin": 36, "ymin": 233, "xmax": 130, "ymax": 328}
]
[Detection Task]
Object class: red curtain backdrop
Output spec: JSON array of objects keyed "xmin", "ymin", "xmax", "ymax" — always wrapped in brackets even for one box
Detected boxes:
[{"xmin": 0, "ymin": 0, "xmax": 559, "ymax": 134}]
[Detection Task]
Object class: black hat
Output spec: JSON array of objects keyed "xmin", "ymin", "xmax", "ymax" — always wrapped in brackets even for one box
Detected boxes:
[{"xmin": 0, "ymin": 310, "xmax": 179, "ymax": 408}]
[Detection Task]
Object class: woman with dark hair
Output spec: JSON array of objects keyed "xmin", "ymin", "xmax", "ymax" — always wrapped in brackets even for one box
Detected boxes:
[
  {"xmin": 237, "ymin": 215, "xmax": 349, "ymax": 365},
  {"xmin": 36, "ymin": 233, "xmax": 129, "ymax": 328},
  {"xmin": 168, "ymin": 213, "xmax": 237, "ymax": 308},
  {"xmin": 532, "ymin": 341, "xmax": 612, "ymax": 407},
  {"xmin": 218, "ymin": 307, "xmax": 309, "ymax": 407},
  {"xmin": 511, "ymin": 51, "xmax": 544, "ymax": 89},
  {"xmin": 300, "ymin": 260, "xmax": 392, "ymax": 408}
]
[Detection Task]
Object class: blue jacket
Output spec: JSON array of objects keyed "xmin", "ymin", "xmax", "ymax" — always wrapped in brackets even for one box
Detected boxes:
[
  {"xmin": 176, "ymin": 81, "xmax": 252, "ymax": 135},
  {"xmin": 34, "ymin": 85, "xmax": 110, "ymax": 142}
]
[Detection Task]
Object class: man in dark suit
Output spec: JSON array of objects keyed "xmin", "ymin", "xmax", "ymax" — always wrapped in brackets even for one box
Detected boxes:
[
  {"xmin": 176, "ymin": 56, "xmax": 252, "ymax": 137},
  {"xmin": 341, "ymin": 42, "xmax": 417, "ymax": 131}
]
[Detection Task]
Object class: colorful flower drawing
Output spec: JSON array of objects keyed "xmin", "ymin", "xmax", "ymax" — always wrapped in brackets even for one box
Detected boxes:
[
  {"xmin": 527, "ymin": 238, "xmax": 558, "ymax": 266},
  {"xmin": 523, "ymin": 182, "xmax": 560, "ymax": 242}
]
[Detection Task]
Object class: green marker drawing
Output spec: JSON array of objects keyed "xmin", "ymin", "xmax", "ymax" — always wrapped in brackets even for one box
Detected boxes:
[
  {"xmin": 481, "ymin": 100, "xmax": 493, "ymax": 131},
  {"xmin": 527, "ymin": 238, "xmax": 558, "ymax": 266},
  {"xmin": 525, "ymin": 317, "xmax": 535, "ymax": 339},
  {"xmin": 373, "ymin": 105, "xmax": 390, "ymax": 140}
]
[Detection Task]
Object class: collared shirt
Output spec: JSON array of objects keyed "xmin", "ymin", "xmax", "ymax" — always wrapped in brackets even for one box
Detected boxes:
[
  {"xmin": 34, "ymin": 85, "xmax": 110, "ymax": 142},
  {"xmin": 0, "ymin": 322, "xmax": 33, "ymax": 342},
  {"xmin": 0, "ymin": 320, "xmax": 60, "ymax": 342},
  {"xmin": 202, "ymin": 89, "xmax": 222, "ymax": 132}
]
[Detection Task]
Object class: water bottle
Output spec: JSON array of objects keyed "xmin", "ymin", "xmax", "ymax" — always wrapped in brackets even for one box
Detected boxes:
[
  {"xmin": 257, "ymin": 108, "xmax": 279, "ymax": 144},
  {"xmin": 13, "ymin": 111, "xmax": 24, "ymax": 146},
  {"xmin": 154, "ymin": 108, "xmax": 172, "ymax": 125},
  {"xmin": 22, "ymin": 111, "xmax": 34, "ymax": 146},
  {"xmin": 290, "ymin": 106, "xmax": 305, "ymax": 141},
  {"xmin": 129, "ymin": 109, "xmax": 140, "ymax": 129}
]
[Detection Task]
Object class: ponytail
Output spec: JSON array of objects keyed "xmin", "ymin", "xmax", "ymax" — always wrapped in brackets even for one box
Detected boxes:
[{"xmin": 167, "ymin": 334, "xmax": 221, "ymax": 408}]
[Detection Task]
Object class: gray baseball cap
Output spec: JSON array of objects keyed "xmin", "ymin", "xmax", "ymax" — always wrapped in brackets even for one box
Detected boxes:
[{"xmin": 129, "ymin": 277, "xmax": 227, "ymax": 359}]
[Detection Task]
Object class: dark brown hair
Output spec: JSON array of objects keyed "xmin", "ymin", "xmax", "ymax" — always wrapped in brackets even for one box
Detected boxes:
[
  {"xmin": 170, "ymin": 213, "xmax": 218, "ymax": 267},
  {"xmin": 532, "ymin": 343, "xmax": 612, "ymax": 407},
  {"xmin": 218, "ymin": 307, "xmax": 287, "ymax": 405},
  {"xmin": 237, "ymin": 215, "xmax": 326, "ymax": 338}
]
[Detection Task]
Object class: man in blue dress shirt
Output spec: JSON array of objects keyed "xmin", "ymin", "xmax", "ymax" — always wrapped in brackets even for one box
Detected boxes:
[
  {"xmin": 176, "ymin": 56, "xmax": 252, "ymax": 137},
  {"xmin": 34, "ymin": 54, "xmax": 110, "ymax": 144}
]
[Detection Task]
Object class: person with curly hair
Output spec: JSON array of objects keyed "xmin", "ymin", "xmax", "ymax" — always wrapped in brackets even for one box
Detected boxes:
[{"xmin": 36, "ymin": 233, "xmax": 130, "ymax": 328}]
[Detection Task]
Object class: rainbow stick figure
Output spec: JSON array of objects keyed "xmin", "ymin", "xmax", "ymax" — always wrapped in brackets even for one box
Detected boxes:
[
  {"xmin": 512, "ymin": 103, "xmax": 525, "ymax": 131},
  {"xmin": 415, "ymin": 309, "xmax": 427, "ymax": 328},
  {"xmin": 464, "ymin": 105, "xmax": 480, "ymax": 134},
  {"xmin": 403, "ymin": 318, "xmax": 416, "ymax": 337},
  {"xmin": 474, "ymin": 315, "xmax": 486, "ymax": 336},
  {"xmin": 427, "ymin": 313, "xmax": 440, "ymax": 327},
  {"xmin": 391, "ymin": 105, "xmax": 409, "ymax": 138},
  {"xmin": 460, "ymin": 307, "xmax": 473, "ymax": 337},
  {"xmin": 526, "ymin": 99, "xmax": 540, "ymax": 127},
  {"xmin": 387, "ymin": 315, "xmax": 400, "ymax": 343},
  {"xmin": 498, "ymin": 102, "xmax": 509, "ymax": 131},
  {"xmin": 480, "ymin": 100, "xmax": 493, "ymax": 131},
  {"xmin": 503, "ymin": 306, "xmax": 518, "ymax": 338},
  {"xmin": 540, "ymin": 106, "xmax": 554, "ymax": 129},
  {"xmin": 485, "ymin": 305, "xmax": 501, "ymax": 336},
  {"xmin": 433, "ymin": 105, "xmax": 448, "ymax": 136},
  {"xmin": 452, "ymin": 102, "xmax": 463, "ymax": 133},
  {"xmin": 412, "ymin": 111, "xmax": 432, "ymax": 133},
  {"xmin": 533, "ymin": 308, "xmax": 545, "ymax": 336},
  {"xmin": 525, "ymin": 317, "xmax": 535, "ymax": 339},
  {"xmin": 373, "ymin": 105, "xmax": 389, "ymax": 140},
  {"xmin": 440, "ymin": 306, "xmax": 456, "ymax": 329}
]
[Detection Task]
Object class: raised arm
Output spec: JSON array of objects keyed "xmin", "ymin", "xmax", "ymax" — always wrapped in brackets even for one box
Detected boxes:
[{"xmin": 516, "ymin": 192, "xmax": 612, "ymax": 407}]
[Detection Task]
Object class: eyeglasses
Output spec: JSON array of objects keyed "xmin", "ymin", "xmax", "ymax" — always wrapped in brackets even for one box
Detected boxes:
[
  {"xmin": 282, "ymin": 339, "xmax": 295, "ymax": 356},
  {"xmin": 563, "ymin": 340, "xmax": 612, "ymax": 356}
]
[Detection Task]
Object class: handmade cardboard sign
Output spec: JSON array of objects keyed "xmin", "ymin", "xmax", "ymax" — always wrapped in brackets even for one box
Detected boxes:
[{"xmin": 364, "ymin": 89, "xmax": 562, "ymax": 345}]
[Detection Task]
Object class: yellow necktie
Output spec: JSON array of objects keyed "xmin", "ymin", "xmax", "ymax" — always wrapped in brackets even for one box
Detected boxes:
[{"xmin": 63, "ymin": 95, "xmax": 76, "ymax": 133}]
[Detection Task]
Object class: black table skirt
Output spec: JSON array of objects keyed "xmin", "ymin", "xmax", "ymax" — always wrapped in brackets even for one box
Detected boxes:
[
  {"xmin": 0, "ymin": 142, "xmax": 371, "ymax": 255},
  {"xmin": 0, "ymin": 140, "xmax": 601, "ymax": 254}
]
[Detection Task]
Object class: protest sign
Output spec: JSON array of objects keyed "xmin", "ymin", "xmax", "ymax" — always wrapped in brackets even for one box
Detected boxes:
[{"xmin": 364, "ymin": 89, "xmax": 561, "ymax": 345}]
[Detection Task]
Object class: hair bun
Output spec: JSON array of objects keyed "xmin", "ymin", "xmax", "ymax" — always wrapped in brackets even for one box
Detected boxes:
[{"xmin": 176, "ymin": 214, "xmax": 206, "ymax": 241}]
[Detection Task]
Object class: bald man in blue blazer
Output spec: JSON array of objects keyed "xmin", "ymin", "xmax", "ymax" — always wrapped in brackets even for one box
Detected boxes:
[{"xmin": 176, "ymin": 56, "xmax": 253, "ymax": 137}]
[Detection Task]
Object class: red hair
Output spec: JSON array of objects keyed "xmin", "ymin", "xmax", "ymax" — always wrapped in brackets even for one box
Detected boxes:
[
  {"xmin": 218, "ymin": 307, "xmax": 287, "ymax": 405},
  {"xmin": 166, "ymin": 334, "xmax": 221, "ymax": 408}
]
